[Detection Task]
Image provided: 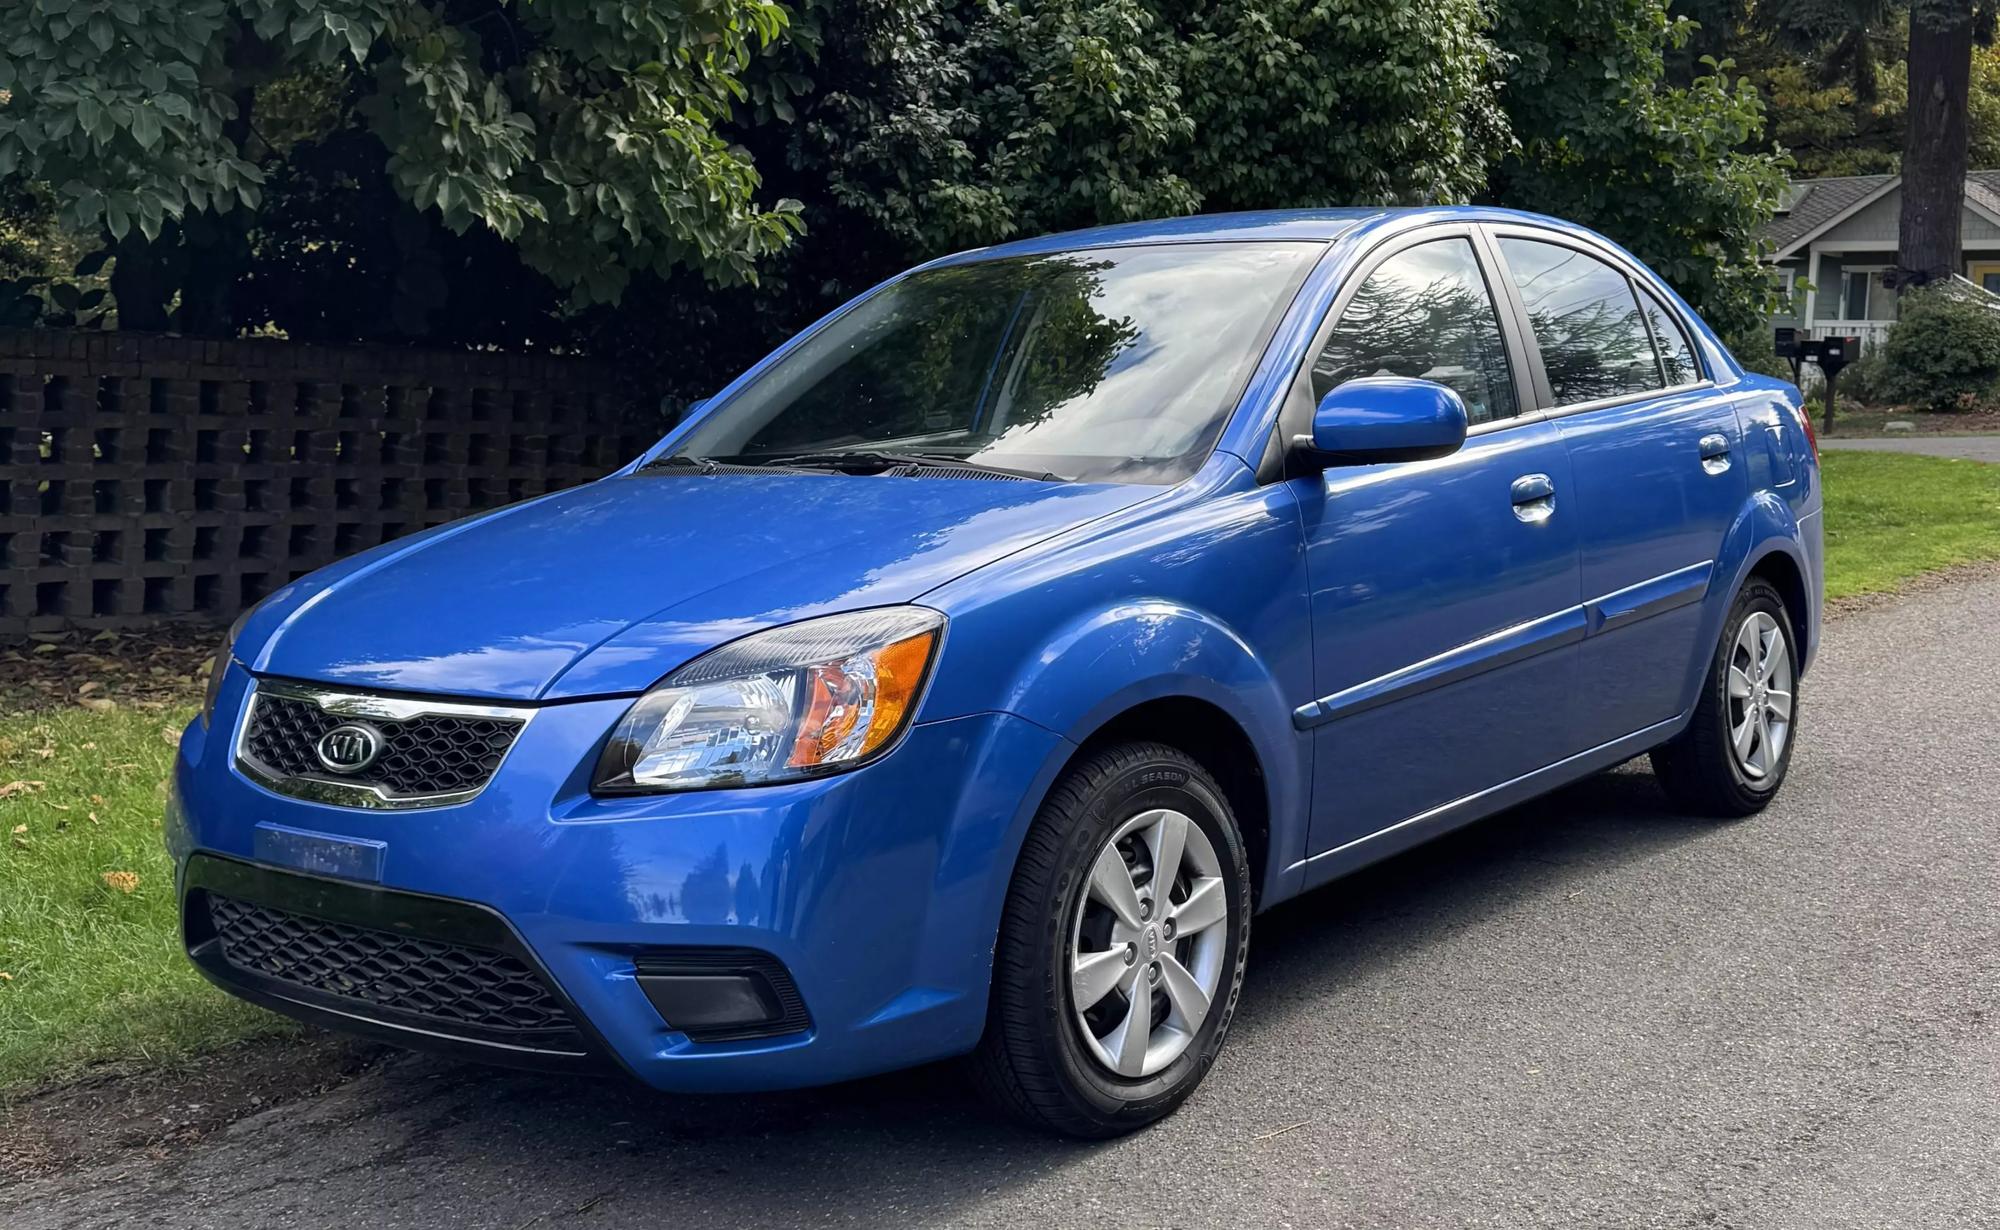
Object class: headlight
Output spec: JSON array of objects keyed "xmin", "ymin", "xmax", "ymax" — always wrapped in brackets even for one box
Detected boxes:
[
  {"xmin": 593, "ymin": 607, "xmax": 945, "ymax": 793},
  {"xmin": 199, "ymin": 606, "xmax": 256, "ymax": 728}
]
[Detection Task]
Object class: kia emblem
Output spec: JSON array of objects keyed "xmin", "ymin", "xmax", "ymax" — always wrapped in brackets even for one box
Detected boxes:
[{"xmin": 315, "ymin": 723, "xmax": 384, "ymax": 774}]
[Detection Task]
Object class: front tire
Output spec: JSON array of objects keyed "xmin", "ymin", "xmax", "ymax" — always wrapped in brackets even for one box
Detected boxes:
[
  {"xmin": 972, "ymin": 742, "xmax": 1251, "ymax": 1138},
  {"xmin": 1651, "ymin": 578, "xmax": 1800, "ymax": 817}
]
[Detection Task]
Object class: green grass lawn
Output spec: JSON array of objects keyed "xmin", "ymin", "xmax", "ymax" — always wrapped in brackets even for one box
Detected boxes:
[
  {"xmin": 1820, "ymin": 450, "xmax": 2000, "ymax": 601},
  {"xmin": 0, "ymin": 449, "xmax": 1994, "ymax": 1096},
  {"xmin": 0, "ymin": 704, "xmax": 293, "ymax": 1094}
]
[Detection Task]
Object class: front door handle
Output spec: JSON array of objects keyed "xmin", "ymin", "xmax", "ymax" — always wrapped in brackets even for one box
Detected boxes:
[
  {"xmin": 1510, "ymin": 473, "xmax": 1555, "ymax": 523},
  {"xmin": 1698, "ymin": 433, "xmax": 1732, "ymax": 475}
]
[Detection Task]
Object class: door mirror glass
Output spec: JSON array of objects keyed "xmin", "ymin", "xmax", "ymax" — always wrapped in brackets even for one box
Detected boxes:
[{"xmin": 1303, "ymin": 376, "xmax": 1468, "ymax": 466}]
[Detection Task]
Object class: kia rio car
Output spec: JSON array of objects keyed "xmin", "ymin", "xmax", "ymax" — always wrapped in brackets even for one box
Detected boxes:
[{"xmin": 170, "ymin": 208, "xmax": 1821, "ymax": 1138}]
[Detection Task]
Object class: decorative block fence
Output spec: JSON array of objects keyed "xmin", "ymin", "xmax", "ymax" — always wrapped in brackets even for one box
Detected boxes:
[{"xmin": 0, "ymin": 330, "xmax": 662, "ymax": 638}]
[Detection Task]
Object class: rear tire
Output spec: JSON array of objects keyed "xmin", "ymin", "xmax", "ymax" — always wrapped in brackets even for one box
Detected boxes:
[
  {"xmin": 1650, "ymin": 578, "xmax": 1800, "ymax": 818},
  {"xmin": 971, "ymin": 741, "xmax": 1251, "ymax": 1138}
]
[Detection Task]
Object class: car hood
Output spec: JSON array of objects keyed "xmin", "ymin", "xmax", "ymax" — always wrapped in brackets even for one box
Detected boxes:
[{"xmin": 245, "ymin": 472, "xmax": 1153, "ymax": 701}]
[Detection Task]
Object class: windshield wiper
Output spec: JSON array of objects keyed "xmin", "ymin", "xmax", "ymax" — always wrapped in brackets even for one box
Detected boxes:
[
  {"xmin": 641, "ymin": 453, "xmax": 721, "ymax": 474},
  {"xmin": 748, "ymin": 450, "xmax": 1062, "ymax": 481}
]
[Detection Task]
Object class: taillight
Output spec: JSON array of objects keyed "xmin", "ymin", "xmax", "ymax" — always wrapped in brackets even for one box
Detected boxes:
[{"xmin": 1792, "ymin": 398, "xmax": 1819, "ymax": 458}]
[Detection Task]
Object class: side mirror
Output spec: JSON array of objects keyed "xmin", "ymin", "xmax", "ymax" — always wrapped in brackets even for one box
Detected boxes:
[{"xmin": 1295, "ymin": 376, "xmax": 1469, "ymax": 467}]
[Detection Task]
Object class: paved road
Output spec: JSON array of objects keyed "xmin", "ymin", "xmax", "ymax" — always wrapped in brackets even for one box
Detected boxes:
[
  {"xmin": 1824, "ymin": 433, "xmax": 2000, "ymax": 462},
  {"xmin": 8, "ymin": 575, "xmax": 2000, "ymax": 1230}
]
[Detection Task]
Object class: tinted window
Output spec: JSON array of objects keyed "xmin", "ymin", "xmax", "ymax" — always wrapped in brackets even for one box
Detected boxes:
[
  {"xmin": 673, "ymin": 242, "xmax": 1319, "ymax": 484},
  {"xmin": 1311, "ymin": 238, "xmax": 1518, "ymax": 425},
  {"xmin": 1498, "ymin": 238, "xmax": 1661, "ymax": 406},
  {"xmin": 1638, "ymin": 290, "xmax": 1699, "ymax": 385}
]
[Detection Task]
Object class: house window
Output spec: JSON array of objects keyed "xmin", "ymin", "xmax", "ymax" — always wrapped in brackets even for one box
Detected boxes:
[{"xmin": 1841, "ymin": 270, "xmax": 1872, "ymax": 320}]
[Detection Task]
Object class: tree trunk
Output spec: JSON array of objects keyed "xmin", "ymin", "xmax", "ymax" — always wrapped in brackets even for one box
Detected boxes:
[
  {"xmin": 107, "ymin": 232, "xmax": 172, "ymax": 331},
  {"xmin": 1897, "ymin": 5, "xmax": 1976, "ymax": 287},
  {"xmin": 175, "ymin": 85, "xmax": 258, "ymax": 335}
]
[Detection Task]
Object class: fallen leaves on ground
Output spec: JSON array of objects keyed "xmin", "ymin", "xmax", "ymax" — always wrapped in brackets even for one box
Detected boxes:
[
  {"xmin": 0, "ymin": 626, "xmax": 214, "ymax": 714},
  {"xmin": 0, "ymin": 779, "xmax": 46, "ymax": 798}
]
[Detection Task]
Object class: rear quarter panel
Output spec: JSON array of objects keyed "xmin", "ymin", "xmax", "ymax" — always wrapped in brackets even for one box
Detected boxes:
[{"xmin": 1725, "ymin": 373, "xmax": 1823, "ymax": 673}]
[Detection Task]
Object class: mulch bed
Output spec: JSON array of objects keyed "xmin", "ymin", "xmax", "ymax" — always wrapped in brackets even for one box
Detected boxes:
[
  {"xmin": 0, "ymin": 624, "xmax": 219, "ymax": 715},
  {"xmin": 1822, "ymin": 406, "xmax": 2000, "ymax": 437}
]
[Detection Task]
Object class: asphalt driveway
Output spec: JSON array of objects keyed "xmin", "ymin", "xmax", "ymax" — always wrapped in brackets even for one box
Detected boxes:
[{"xmin": 6, "ymin": 573, "xmax": 1999, "ymax": 1230}]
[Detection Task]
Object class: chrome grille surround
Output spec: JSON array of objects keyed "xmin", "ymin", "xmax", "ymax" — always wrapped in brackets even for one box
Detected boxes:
[{"xmin": 233, "ymin": 678, "xmax": 535, "ymax": 810}]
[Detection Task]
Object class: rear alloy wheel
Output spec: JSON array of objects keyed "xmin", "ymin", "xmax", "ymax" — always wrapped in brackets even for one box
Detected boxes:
[
  {"xmin": 1652, "ymin": 578, "xmax": 1800, "ymax": 817},
  {"xmin": 973, "ymin": 742, "xmax": 1250, "ymax": 1138},
  {"xmin": 1724, "ymin": 610, "xmax": 1795, "ymax": 783}
]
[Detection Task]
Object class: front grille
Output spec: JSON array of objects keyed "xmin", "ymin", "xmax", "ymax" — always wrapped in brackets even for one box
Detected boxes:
[
  {"xmin": 205, "ymin": 893, "xmax": 578, "ymax": 1039},
  {"xmin": 238, "ymin": 684, "xmax": 526, "ymax": 806}
]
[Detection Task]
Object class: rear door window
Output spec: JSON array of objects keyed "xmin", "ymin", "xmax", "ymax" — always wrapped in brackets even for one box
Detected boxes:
[
  {"xmin": 1497, "ymin": 237, "xmax": 1662, "ymax": 406},
  {"xmin": 1637, "ymin": 289, "xmax": 1700, "ymax": 386}
]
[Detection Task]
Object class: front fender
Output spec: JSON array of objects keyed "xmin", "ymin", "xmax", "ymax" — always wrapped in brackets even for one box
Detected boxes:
[
  {"xmin": 917, "ymin": 466, "xmax": 1315, "ymax": 908},
  {"xmin": 989, "ymin": 600, "xmax": 1311, "ymax": 907}
]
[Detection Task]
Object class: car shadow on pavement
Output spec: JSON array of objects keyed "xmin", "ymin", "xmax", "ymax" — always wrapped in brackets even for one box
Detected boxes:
[{"xmin": 201, "ymin": 766, "xmax": 1725, "ymax": 1229}]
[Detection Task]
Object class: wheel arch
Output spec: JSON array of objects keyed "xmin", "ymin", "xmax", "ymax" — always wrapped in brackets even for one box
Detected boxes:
[
  {"xmin": 1715, "ymin": 490, "xmax": 1816, "ymax": 668},
  {"xmin": 983, "ymin": 600, "xmax": 1311, "ymax": 914},
  {"xmin": 1666, "ymin": 492, "xmax": 1815, "ymax": 722},
  {"xmin": 1069, "ymin": 696, "xmax": 1274, "ymax": 912},
  {"xmin": 1744, "ymin": 546, "xmax": 1812, "ymax": 669}
]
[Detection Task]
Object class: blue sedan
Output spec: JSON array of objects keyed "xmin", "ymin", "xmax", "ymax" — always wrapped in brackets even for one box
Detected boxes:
[{"xmin": 170, "ymin": 207, "xmax": 1822, "ymax": 1137}]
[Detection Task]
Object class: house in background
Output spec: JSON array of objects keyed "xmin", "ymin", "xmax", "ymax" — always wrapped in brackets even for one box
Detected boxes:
[{"xmin": 1765, "ymin": 171, "xmax": 2000, "ymax": 352}]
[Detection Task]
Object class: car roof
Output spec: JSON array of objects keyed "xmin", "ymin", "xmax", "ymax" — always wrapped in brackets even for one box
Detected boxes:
[{"xmin": 926, "ymin": 206, "xmax": 1599, "ymax": 267}]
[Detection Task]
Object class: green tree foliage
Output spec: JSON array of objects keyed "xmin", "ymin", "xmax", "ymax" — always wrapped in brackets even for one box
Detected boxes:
[
  {"xmin": 785, "ymin": 0, "xmax": 1504, "ymax": 257},
  {"xmin": 1743, "ymin": 5, "xmax": 2000, "ymax": 179},
  {"xmin": 0, "ymin": 0, "xmax": 805, "ymax": 315},
  {"xmin": 0, "ymin": 0, "xmax": 1791, "ymax": 404},
  {"xmin": 1757, "ymin": 0, "xmax": 1899, "ymax": 99},
  {"xmin": 622, "ymin": 0, "xmax": 1509, "ymax": 397},
  {"xmin": 1487, "ymin": 0, "xmax": 1791, "ymax": 341}
]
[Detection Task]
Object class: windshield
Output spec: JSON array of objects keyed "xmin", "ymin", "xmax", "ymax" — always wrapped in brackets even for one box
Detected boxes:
[{"xmin": 671, "ymin": 241, "xmax": 1320, "ymax": 483}]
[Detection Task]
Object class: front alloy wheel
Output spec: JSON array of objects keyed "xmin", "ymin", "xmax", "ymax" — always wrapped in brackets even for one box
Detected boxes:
[
  {"xmin": 973, "ymin": 742, "xmax": 1250, "ymax": 1138},
  {"xmin": 1069, "ymin": 807, "xmax": 1230, "ymax": 1078}
]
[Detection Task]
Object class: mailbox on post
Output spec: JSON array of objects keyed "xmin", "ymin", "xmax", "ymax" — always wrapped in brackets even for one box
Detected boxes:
[{"xmin": 1776, "ymin": 331, "xmax": 1860, "ymax": 435}]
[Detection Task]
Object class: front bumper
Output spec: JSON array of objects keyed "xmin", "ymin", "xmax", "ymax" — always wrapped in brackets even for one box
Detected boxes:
[{"xmin": 170, "ymin": 665, "xmax": 1065, "ymax": 1091}]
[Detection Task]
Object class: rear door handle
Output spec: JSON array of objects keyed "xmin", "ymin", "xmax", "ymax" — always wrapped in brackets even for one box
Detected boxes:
[
  {"xmin": 1699, "ymin": 432, "xmax": 1732, "ymax": 475},
  {"xmin": 1510, "ymin": 473, "xmax": 1555, "ymax": 523}
]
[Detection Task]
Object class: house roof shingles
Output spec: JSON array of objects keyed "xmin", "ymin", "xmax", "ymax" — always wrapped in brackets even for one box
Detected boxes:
[
  {"xmin": 1765, "ymin": 170, "xmax": 2000, "ymax": 255},
  {"xmin": 1763, "ymin": 174, "xmax": 1894, "ymax": 253},
  {"xmin": 1965, "ymin": 171, "xmax": 2000, "ymax": 221}
]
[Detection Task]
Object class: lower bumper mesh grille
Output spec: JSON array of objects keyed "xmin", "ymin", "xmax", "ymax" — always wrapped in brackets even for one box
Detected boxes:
[{"xmin": 203, "ymin": 892, "xmax": 580, "ymax": 1041}]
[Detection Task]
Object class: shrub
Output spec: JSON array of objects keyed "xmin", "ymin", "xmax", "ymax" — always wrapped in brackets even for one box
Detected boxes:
[
  {"xmin": 1836, "ymin": 350, "xmax": 1898, "ymax": 407},
  {"xmin": 1879, "ymin": 286, "xmax": 2000, "ymax": 410},
  {"xmin": 1726, "ymin": 324, "xmax": 1793, "ymax": 381}
]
